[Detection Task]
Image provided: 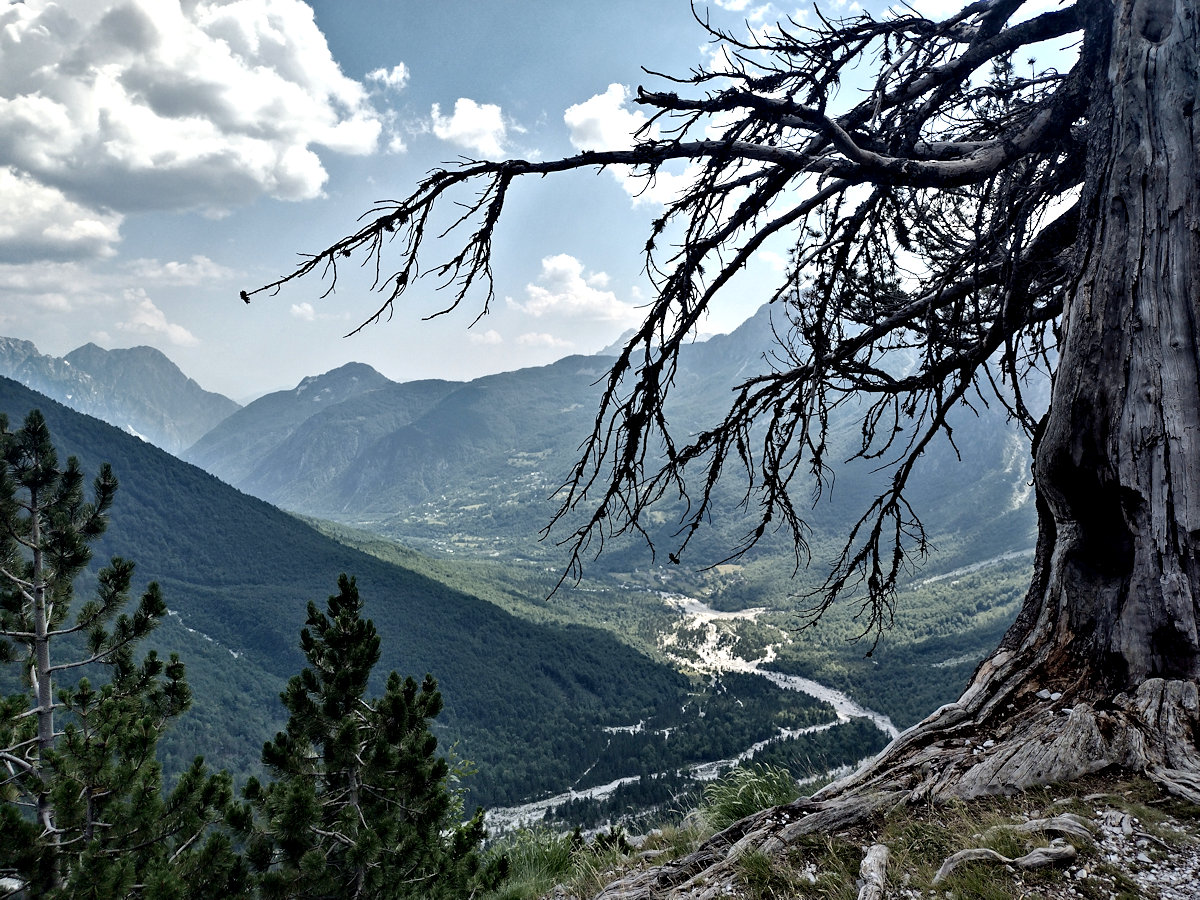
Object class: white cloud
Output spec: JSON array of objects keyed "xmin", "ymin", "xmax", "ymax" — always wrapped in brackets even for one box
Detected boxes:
[
  {"xmin": 367, "ymin": 63, "xmax": 410, "ymax": 92},
  {"xmin": 516, "ymin": 332, "xmax": 573, "ymax": 349},
  {"xmin": 508, "ymin": 254, "xmax": 639, "ymax": 323},
  {"xmin": 564, "ymin": 84, "xmax": 646, "ymax": 152},
  {"xmin": 431, "ymin": 98, "xmax": 507, "ymax": 158},
  {"xmin": 128, "ymin": 255, "xmax": 234, "ymax": 284},
  {"xmin": 468, "ymin": 329, "xmax": 503, "ymax": 345},
  {"xmin": 0, "ymin": 261, "xmax": 123, "ymax": 326},
  {"xmin": 710, "ymin": 2, "xmax": 805, "ymax": 33},
  {"xmin": 0, "ymin": 0, "xmax": 385, "ymax": 260},
  {"xmin": 31, "ymin": 292, "xmax": 72, "ymax": 313},
  {"xmin": 116, "ymin": 290, "xmax": 199, "ymax": 346},
  {"xmin": 0, "ymin": 166, "xmax": 122, "ymax": 261},
  {"xmin": 757, "ymin": 250, "xmax": 787, "ymax": 272},
  {"xmin": 290, "ymin": 301, "xmax": 316, "ymax": 321},
  {"xmin": 564, "ymin": 84, "xmax": 698, "ymax": 206}
]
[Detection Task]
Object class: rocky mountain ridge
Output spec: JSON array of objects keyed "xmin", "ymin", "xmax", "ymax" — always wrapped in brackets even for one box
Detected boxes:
[
  {"xmin": 176, "ymin": 305, "xmax": 1038, "ymax": 591},
  {"xmin": 0, "ymin": 336, "xmax": 239, "ymax": 453}
]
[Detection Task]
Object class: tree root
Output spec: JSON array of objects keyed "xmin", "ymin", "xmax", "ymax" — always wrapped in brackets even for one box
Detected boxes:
[
  {"xmin": 930, "ymin": 840, "xmax": 1076, "ymax": 885},
  {"xmin": 981, "ymin": 812, "xmax": 1094, "ymax": 842},
  {"xmin": 590, "ymin": 677, "xmax": 1200, "ymax": 900}
]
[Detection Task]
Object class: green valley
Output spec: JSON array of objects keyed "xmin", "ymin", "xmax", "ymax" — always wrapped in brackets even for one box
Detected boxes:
[{"xmin": 0, "ymin": 307, "xmax": 1042, "ymax": 831}]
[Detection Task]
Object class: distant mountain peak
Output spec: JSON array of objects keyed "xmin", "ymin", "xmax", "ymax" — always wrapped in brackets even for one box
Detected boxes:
[
  {"xmin": 0, "ymin": 337, "xmax": 239, "ymax": 455},
  {"xmin": 296, "ymin": 362, "xmax": 389, "ymax": 394}
]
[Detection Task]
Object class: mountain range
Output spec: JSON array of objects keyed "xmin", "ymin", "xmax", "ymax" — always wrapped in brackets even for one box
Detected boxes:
[
  {"xmin": 0, "ymin": 310, "xmax": 1042, "ymax": 800},
  {"xmin": 0, "ymin": 376, "xmax": 694, "ymax": 807},
  {"xmin": 177, "ymin": 305, "xmax": 1037, "ymax": 588},
  {"xmin": 0, "ymin": 310, "xmax": 1039, "ymax": 600},
  {"xmin": 0, "ymin": 337, "xmax": 239, "ymax": 454}
]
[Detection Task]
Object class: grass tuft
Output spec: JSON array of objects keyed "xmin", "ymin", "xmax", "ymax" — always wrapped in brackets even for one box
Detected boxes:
[{"xmin": 700, "ymin": 764, "xmax": 801, "ymax": 831}]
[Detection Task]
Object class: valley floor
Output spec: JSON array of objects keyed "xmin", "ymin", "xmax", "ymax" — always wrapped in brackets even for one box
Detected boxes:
[{"xmin": 488, "ymin": 593, "xmax": 898, "ymax": 832}]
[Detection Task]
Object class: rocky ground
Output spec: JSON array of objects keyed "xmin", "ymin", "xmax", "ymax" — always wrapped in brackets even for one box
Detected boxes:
[
  {"xmin": 884, "ymin": 798, "xmax": 1200, "ymax": 900},
  {"xmin": 1028, "ymin": 798, "xmax": 1200, "ymax": 900},
  {"xmin": 545, "ymin": 776, "xmax": 1200, "ymax": 899},
  {"xmin": 837, "ymin": 784, "xmax": 1200, "ymax": 900}
]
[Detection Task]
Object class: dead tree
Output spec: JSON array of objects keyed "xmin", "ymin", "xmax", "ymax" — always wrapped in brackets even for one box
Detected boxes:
[{"xmin": 248, "ymin": 0, "xmax": 1200, "ymax": 892}]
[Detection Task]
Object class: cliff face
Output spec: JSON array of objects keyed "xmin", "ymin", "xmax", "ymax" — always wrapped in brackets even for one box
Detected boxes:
[{"xmin": 0, "ymin": 338, "xmax": 239, "ymax": 453}]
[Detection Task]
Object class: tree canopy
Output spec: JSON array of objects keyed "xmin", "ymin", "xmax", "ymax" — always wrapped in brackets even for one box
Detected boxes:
[
  {"xmin": 0, "ymin": 410, "xmax": 243, "ymax": 896},
  {"xmin": 247, "ymin": 0, "xmax": 1095, "ymax": 638},
  {"xmin": 0, "ymin": 416, "xmax": 498, "ymax": 898},
  {"xmin": 245, "ymin": 574, "xmax": 500, "ymax": 899},
  {"xmin": 249, "ymin": 3, "xmax": 1200, "ymax": 885}
]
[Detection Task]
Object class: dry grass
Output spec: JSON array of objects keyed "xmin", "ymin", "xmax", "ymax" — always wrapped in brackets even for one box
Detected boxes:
[{"xmin": 483, "ymin": 774, "xmax": 1200, "ymax": 899}]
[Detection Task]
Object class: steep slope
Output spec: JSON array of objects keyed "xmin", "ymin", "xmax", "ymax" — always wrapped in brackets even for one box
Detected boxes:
[
  {"xmin": 182, "ymin": 362, "xmax": 409, "ymax": 485},
  {"xmin": 0, "ymin": 377, "xmax": 690, "ymax": 806},
  {"xmin": 267, "ymin": 356, "xmax": 606, "ymax": 517},
  {"xmin": 232, "ymin": 376, "xmax": 465, "ymax": 504},
  {"xmin": 184, "ymin": 306, "xmax": 1037, "ymax": 584},
  {"xmin": 0, "ymin": 337, "xmax": 238, "ymax": 453}
]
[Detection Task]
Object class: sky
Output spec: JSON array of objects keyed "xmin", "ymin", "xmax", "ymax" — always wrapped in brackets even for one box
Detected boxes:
[{"xmin": 0, "ymin": 0, "xmax": 871, "ymax": 401}]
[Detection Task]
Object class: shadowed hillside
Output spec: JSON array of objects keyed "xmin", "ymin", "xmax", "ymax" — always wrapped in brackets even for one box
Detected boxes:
[{"xmin": 0, "ymin": 376, "xmax": 691, "ymax": 806}]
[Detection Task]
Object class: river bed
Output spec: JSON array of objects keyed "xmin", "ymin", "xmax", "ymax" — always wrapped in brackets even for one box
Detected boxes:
[{"xmin": 486, "ymin": 593, "xmax": 899, "ymax": 831}]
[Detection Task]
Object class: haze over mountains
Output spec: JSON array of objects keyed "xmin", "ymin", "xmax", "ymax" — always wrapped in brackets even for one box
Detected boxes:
[
  {"xmin": 0, "ymin": 307, "xmax": 1041, "ymax": 813},
  {"xmin": 2, "ymin": 305, "xmax": 1039, "ymax": 584},
  {"xmin": 0, "ymin": 337, "xmax": 238, "ymax": 454},
  {"xmin": 181, "ymin": 305, "xmax": 1038, "ymax": 583}
]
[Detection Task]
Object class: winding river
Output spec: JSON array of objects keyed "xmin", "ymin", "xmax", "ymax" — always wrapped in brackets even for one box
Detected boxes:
[
  {"xmin": 486, "ymin": 594, "xmax": 899, "ymax": 830},
  {"xmin": 657, "ymin": 593, "xmax": 899, "ymax": 739}
]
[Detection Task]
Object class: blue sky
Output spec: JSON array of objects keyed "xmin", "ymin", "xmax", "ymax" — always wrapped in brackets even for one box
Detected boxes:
[{"xmin": 0, "ymin": 0, "xmax": 848, "ymax": 400}]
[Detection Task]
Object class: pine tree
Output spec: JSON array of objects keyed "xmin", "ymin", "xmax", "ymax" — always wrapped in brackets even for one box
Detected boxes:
[
  {"xmin": 246, "ymin": 574, "xmax": 502, "ymax": 899},
  {"xmin": 0, "ymin": 409, "xmax": 245, "ymax": 896}
]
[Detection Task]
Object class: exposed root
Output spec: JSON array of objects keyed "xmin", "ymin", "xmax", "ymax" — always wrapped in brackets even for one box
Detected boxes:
[
  {"xmin": 593, "ymin": 793, "xmax": 900, "ymax": 899},
  {"xmin": 829, "ymin": 675, "xmax": 1200, "ymax": 806},
  {"xmin": 1148, "ymin": 768, "xmax": 1200, "ymax": 804},
  {"xmin": 590, "ymin": 676, "xmax": 1200, "ymax": 899},
  {"xmin": 930, "ymin": 839, "xmax": 1076, "ymax": 885},
  {"xmin": 855, "ymin": 843, "xmax": 888, "ymax": 900},
  {"xmin": 982, "ymin": 812, "xmax": 1094, "ymax": 842}
]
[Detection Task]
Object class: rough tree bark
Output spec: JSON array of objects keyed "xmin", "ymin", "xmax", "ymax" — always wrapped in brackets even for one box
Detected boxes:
[
  {"xmin": 909, "ymin": 0, "xmax": 1200, "ymax": 789},
  {"xmin": 1019, "ymin": 0, "xmax": 1200, "ymax": 707}
]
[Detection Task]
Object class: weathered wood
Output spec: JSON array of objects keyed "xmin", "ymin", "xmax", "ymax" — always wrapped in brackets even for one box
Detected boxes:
[
  {"xmin": 1015, "ymin": 0, "xmax": 1200, "ymax": 691},
  {"xmin": 856, "ymin": 844, "xmax": 889, "ymax": 900},
  {"xmin": 984, "ymin": 813, "xmax": 1095, "ymax": 842},
  {"xmin": 931, "ymin": 841, "xmax": 1076, "ymax": 885}
]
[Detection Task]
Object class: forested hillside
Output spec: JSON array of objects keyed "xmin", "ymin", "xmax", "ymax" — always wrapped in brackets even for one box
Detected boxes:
[
  {"xmin": 0, "ymin": 377, "xmax": 698, "ymax": 806},
  {"xmin": 0, "ymin": 310, "xmax": 1044, "ymax": 818}
]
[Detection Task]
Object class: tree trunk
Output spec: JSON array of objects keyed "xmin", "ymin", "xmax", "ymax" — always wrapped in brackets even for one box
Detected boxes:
[
  {"xmin": 1012, "ymin": 0, "xmax": 1200, "ymax": 698},
  {"xmin": 836, "ymin": 0, "xmax": 1200, "ymax": 800},
  {"xmin": 30, "ymin": 486, "xmax": 57, "ymax": 847}
]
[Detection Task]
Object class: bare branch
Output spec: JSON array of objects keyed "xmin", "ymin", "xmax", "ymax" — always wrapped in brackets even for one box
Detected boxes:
[{"xmin": 244, "ymin": 0, "xmax": 1095, "ymax": 631}]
